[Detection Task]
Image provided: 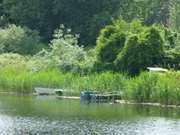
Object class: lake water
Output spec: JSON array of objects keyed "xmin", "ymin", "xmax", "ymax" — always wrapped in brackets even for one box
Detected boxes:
[{"xmin": 0, "ymin": 95, "xmax": 180, "ymax": 135}]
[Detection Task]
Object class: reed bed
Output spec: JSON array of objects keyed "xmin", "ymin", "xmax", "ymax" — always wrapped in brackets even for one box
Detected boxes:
[
  {"xmin": 123, "ymin": 72, "xmax": 180, "ymax": 105},
  {"xmin": 0, "ymin": 66, "xmax": 179, "ymax": 105},
  {"xmin": 0, "ymin": 67, "xmax": 126, "ymax": 95}
]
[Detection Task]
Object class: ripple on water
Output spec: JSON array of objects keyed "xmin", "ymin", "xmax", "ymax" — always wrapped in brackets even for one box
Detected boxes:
[{"xmin": 0, "ymin": 115, "xmax": 180, "ymax": 135}]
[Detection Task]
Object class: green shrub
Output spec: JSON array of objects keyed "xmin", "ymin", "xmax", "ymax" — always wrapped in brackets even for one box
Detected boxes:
[
  {"xmin": 95, "ymin": 20, "xmax": 145, "ymax": 71},
  {"xmin": 142, "ymin": 27, "xmax": 164, "ymax": 64},
  {"xmin": 50, "ymin": 27, "xmax": 86, "ymax": 71},
  {"xmin": 31, "ymin": 25, "xmax": 91, "ymax": 73},
  {"xmin": 114, "ymin": 27, "xmax": 164, "ymax": 75},
  {"xmin": 114, "ymin": 34, "xmax": 140, "ymax": 75},
  {"xmin": 95, "ymin": 19, "xmax": 166, "ymax": 74},
  {"xmin": 96, "ymin": 30, "xmax": 126, "ymax": 70},
  {"xmin": 0, "ymin": 24, "xmax": 44, "ymax": 55},
  {"xmin": 164, "ymin": 47, "xmax": 180, "ymax": 69},
  {"xmin": 95, "ymin": 19, "xmax": 180, "ymax": 74},
  {"xmin": 0, "ymin": 53, "xmax": 29, "ymax": 69}
]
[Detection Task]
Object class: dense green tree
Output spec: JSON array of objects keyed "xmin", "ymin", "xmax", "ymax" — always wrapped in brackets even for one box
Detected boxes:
[
  {"xmin": 96, "ymin": 20, "xmax": 166, "ymax": 74},
  {"xmin": 0, "ymin": 0, "xmax": 179, "ymax": 73},
  {"xmin": 95, "ymin": 20, "xmax": 146, "ymax": 71},
  {"xmin": 2, "ymin": 0, "xmax": 54, "ymax": 41},
  {"xmin": 164, "ymin": 47, "xmax": 180, "ymax": 69},
  {"xmin": 114, "ymin": 27, "xmax": 164, "ymax": 75},
  {"xmin": 1, "ymin": 0, "xmax": 123, "ymax": 45},
  {"xmin": 46, "ymin": 0, "xmax": 124, "ymax": 45},
  {"xmin": 0, "ymin": 0, "xmax": 180, "ymax": 49},
  {"xmin": 3, "ymin": 0, "xmax": 179, "ymax": 46}
]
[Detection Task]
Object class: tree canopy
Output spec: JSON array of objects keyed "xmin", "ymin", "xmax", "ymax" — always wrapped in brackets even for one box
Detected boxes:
[{"xmin": 1, "ymin": 0, "xmax": 180, "ymax": 46}]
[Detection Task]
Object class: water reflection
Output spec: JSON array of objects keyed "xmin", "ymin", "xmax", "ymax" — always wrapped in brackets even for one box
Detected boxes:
[{"xmin": 0, "ymin": 95, "xmax": 179, "ymax": 135}]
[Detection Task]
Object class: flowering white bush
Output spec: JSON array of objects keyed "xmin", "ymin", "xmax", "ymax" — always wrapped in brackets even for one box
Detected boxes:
[
  {"xmin": 0, "ymin": 53, "xmax": 29, "ymax": 70},
  {"xmin": 0, "ymin": 24, "xmax": 43, "ymax": 55},
  {"xmin": 32, "ymin": 26, "xmax": 94, "ymax": 72}
]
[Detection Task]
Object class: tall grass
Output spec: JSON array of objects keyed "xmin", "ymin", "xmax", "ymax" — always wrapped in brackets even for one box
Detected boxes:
[
  {"xmin": 0, "ymin": 67, "xmax": 127, "ymax": 95},
  {"xmin": 124, "ymin": 72, "xmax": 180, "ymax": 105},
  {"xmin": 0, "ymin": 66, "xmax": 179, "ymax": 105}
]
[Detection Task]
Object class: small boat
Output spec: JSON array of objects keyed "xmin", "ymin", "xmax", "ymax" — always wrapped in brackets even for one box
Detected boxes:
[
  {"xmin": 147, "ymin": 67, "xmax": 168, "ymax": 73},
  {"xmin": 80, "ymin": 91, "xmax": 122, "ymax": 103},
  {"xmin": 80, "ymin": 91, "xmax": 97, "ymax": 101},
  {"xmin": 34, "ymin": 87, "xmax": 64, "ymax": 96}
]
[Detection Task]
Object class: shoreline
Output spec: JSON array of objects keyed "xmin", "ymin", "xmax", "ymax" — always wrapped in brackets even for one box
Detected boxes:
[
  {"xmin": 116, "ymin": 100, "xmax": 180, "ymax": 109},
  {"xmin": 56, "ymin": 95, "xmax": 180, "ymax": 109},
  {"xmin": 0, "ymin": 92, "xmax": 180, "ymax": 109}
]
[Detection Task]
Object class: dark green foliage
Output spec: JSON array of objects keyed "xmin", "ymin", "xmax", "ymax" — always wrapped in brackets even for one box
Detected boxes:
[
  {"xmin": 2, "ymin": 0, "xmax": 54, "ymax": 41},
  {"xmin": 164, "ymin": 48, "xmax": 180, "ymax": 69},
  {"xmin": 163, "ymin": 27, "xmax": 179, "ymax": 49},
  {"xmin": 162, "ymin": 27, "xmax": 180, "ymax": 69},
  {"xmin": 1, "ymin": 0, "xmax": 123, "ymax": 45},
  {"xmin": 114, "ymin": 35, "xmax": 141, "ymax": 75},
  {"xmin": 0, "ymin": 0, "xmax": 179, "ymax": 72},
  {"xmin": 1, "ymin": 0, "xmax": 179, "ymax": 46},
  {"xmin": 115, "ymin": 27, "xmax": 164, "ymax": 75},
  {"xmin": 96, "ymin": 25, "xmax": 126, "ymax": 70},
  {"xmin": 96, "ymin": 20, "xmax": 165, "ymax": 75},
  {"xmin": 141, "ymin": 27, "xmax": 164, "ymax": 65},
  {"xmin": 95, "ymin": 20, "xmax": 145, "ymax": 71}
]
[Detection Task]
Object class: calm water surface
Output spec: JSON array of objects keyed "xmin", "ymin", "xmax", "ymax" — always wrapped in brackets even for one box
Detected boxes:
[{"xmin": 0, "ymin": 95, "xmax": 180, "ymax": 135}]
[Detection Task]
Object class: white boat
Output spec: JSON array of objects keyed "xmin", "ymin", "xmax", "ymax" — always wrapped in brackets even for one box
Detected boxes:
[
  {"xmin": 147, "ymin": 67, "xmax": 168, "ymax": 73},
  {"xmin": 34, "ymin": 87, "xmax": 57, "ymax": 95}
]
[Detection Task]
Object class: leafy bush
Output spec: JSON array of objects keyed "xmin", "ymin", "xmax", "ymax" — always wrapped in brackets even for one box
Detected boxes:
[
  {"xmin": 31, "ymin": 25, "xmax": 93, "ymax": 73},
  {"xmin": 0, "ymin": 53, "xmax": 29, "ymax": 69},
  {"xmin": 50, "ymin": 26, "xmax": 86, "ymax": 71},
  {"xmin": 115, "ymin": 27, "xmax": 164, "ymax": 75},
  {"xmin": 114, "ymin": 34, "xmax": 141, "ymax": 75},
  {"xmin": 95, "ymin": 20, "xmax": 144, "ymax": 71},
  {"xmin": 164, "ymin": 49, "xmax": 180, "ymax": 69},
  {"xmin": 96, "ymin": 28, "xmax": 126, "ymax": 70},
  {"xmin": 96, "ymin": 19, "xmax": 165, "ymax": 75},
  {"xmin": 0, "ymin": 24, "xmax": 44, "ymax": 55}
]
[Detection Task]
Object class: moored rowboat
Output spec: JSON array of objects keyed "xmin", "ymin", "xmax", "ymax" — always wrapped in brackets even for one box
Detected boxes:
[{"xmin": 34, "ymin": 87, "xmax": 63, "ymax": 95}]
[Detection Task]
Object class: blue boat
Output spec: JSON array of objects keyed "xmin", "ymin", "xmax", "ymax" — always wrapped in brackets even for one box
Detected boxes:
[
  {"xmin": 80, "ymin": 91, "xmax": 97, "ymax": 101},
  {"xmin": 80, "ymin": 91, "xmax": 121, "ymax": 103}
]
